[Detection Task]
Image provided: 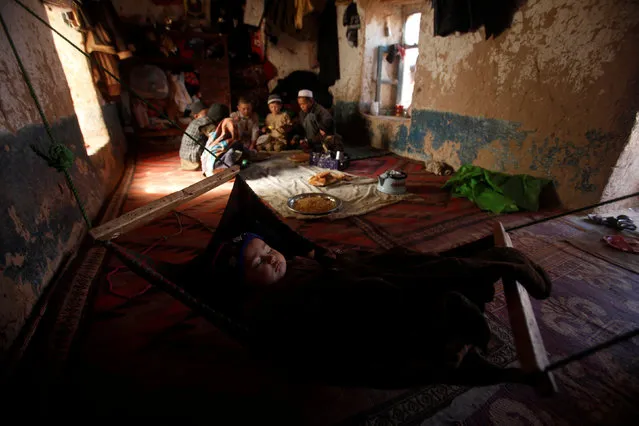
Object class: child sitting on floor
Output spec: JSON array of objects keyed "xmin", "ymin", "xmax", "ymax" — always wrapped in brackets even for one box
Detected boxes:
[
  {"xmin": 255, "ymin": 94, "xmax": 292, "ymax": 152},
  {"xmin": 200, "ymin": 106, "xmax": 243, "ymax": 177},
  {"xmin": 179, "ymin": 100, "xmax": 210, "ymax": 171},
  {"xmin": 229, "ymin": 97, "xmax": 260, "ymax": 150}
]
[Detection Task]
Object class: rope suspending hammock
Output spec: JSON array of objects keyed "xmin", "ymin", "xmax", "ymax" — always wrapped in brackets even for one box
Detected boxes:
[{"xmin": 4, "ymin": 0, "xmax": 638, "ymax": 394}]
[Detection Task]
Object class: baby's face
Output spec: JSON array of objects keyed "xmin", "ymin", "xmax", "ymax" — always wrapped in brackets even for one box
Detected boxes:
[
  {"xmin": 243, "ymin": 238, "xmax": 287, "ymax": 286},
  {"xmin": 238, "ymin": 102, "xmax": 252, "ymax": 117},
  {"xmin": 268, "ymin": 102, "xmax": 282, "ymax": 114}
]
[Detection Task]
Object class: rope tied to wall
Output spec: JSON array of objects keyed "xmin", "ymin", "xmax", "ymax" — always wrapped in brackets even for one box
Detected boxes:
[
  {"xmin": 0, "ymin": 8, "xmax": 92, "ymax": 228},
  {"xmin": 31, "ymin": 143, "xmax": 75, "ymax": 172}
]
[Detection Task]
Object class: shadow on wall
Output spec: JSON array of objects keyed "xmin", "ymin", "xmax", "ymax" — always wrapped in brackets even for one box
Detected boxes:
[
  {"xmin": 0, "ymin": 1, "xmax": 124, "ymax": 358},
  {"xmin": 334, "ymin": 101, "xmax": 370, "ymax": 147}
]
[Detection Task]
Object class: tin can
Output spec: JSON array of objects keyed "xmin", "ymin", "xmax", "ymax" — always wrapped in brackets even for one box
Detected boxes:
[{"xmin": 335, "ymin": 151, "xmax": 344, "ymax": 161}]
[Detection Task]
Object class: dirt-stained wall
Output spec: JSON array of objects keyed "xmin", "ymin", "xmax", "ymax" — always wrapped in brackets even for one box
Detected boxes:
[
  {"xmin": 0, "ymin": 1, "xmax": 125, "ymax": 357},
  {"xmin": 333, "ymin": 0, "xmax": 405, "ymax": 146},
  {"xmin": 332, "ymin": 2, "xmax": 365, "ymax": 104},
  {"xmin": 358, "ymin": 0, "xmax": 403, "ymax": 110},
  {"xmin": 393, "ymin": 0, "xmax": 639, "ymax": 207}
]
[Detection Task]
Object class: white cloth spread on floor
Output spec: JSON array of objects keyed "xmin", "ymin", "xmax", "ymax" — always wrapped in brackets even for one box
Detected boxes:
[{"xmin": 240, "ymin": 156, "xmax": 418, "ymax": 220}]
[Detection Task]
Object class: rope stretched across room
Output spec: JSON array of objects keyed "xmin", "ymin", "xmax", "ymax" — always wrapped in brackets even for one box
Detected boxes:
[
  {"xmin": 9, "ymin": 0, "xmax": 232, "ymax": 168},
  {"xmin": 506, "ymin": 190, "xmax": 639, "ymax": 233},
  {"xmin": 11, "ymin": 0, "xmax": 639, "ymax": 237},
  {"xmin": 7, "ymin": 0, "xmax": 639, "ymax": 384}
]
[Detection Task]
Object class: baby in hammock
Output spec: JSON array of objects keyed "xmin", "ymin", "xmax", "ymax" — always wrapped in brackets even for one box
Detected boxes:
[{"xmin": 211, "ymin": 231, "xmax": 552, "ymax": 376}]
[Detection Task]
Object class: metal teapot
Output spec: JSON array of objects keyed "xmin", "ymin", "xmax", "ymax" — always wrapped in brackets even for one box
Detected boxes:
[{"xmin": 377, "ymin": 170, "xmax": 407, "ymax": 195}]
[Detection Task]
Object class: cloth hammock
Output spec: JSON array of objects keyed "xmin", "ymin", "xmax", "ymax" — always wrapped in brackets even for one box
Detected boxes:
[
  {"xmin": 105, "ymin": 176, "xmax": 550, "ymax": 390},
  {"xmin": 5, "ymin": 0, "xmax": 638, "ymax": 396}
]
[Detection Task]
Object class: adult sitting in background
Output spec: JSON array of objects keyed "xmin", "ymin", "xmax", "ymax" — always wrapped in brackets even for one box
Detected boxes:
[{"xmin": 295, "ymin": 90, "xmax": 342, "ymax": 152}]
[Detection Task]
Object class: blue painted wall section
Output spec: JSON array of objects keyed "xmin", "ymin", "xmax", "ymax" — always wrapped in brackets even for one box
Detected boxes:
[
  {"xmin": 334, "ymin": 101, "xmax": 370, "ymax": 146},
  {"xmin": 392, "ymin": 109, "xmax": 532, "ymax": 165},
  {"xmin": 383, "ymin": 108, "xmax": 619, "ymax": 196},
  {"xmin": 333, "ymin": 101, "xmax": 359, "ymax": 126}
]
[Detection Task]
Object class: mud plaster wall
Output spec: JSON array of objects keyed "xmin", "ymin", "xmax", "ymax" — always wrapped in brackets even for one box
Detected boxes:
[
  {"xmin": 333, "ymin": 1, "xmax": 405, "ymax": 146},
  {"xmin": 266, "ymin": 35, "xmax": 317, "ymax": 90},
  {"xmin": 366, "ymin": 114, "xmax": 409, "ymax": 150},
  {"xmin": 358, "ymin": 0, "xmax": 403, "ymax": 111},
  {"xmin": 0, "ymin": 1, "xmax": 125, "ymax": 356},
  {"xmin": 398, "ymin": 0, "xmax": 639, "ymax": 208}
]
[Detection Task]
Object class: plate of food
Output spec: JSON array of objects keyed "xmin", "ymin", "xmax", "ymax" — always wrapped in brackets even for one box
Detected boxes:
[
  {"xmin": 287, "ymin": 193, "xmax": 343, "ymax": 215},
  {"xmin": 308, "ymin": 170, "xmax": 352, "ymax": 187}
]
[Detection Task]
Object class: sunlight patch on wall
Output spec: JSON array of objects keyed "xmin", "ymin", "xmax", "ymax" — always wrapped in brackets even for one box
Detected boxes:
[
  {"xmin": 600, "ymin": 111, "xmax": 639, "ymax": 211},
  {"xmin": 45, "ymin": 5, "xmax": 109, "ymax": 156}
]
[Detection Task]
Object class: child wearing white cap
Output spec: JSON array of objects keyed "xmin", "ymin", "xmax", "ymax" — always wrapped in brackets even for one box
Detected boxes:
[
  {"xmin": 256, "ymin": 94, "xmax": 293, "ymax": 152},
  {"xmin": 296, "ymin": 89, "xmax": 336, "ymax": 151}
]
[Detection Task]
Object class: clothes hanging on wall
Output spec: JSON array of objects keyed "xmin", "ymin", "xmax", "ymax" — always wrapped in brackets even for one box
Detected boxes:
[
  {"xmin": 76, "ymin": 0, "xmax": 131, "ymax": 99},
  {"xmin": 317, "ymin": 0, "xmax": 339, "ymax": 87},
  {"xmin": 295, "ymin": 0, "xmax": 314, "ymax": 29},
  {"xmin": 342, "ymin": 1, "xmax": 361, "ymax": 47},
  {"xmin": 264, "ymin": 0, "xmax": 326, "ymax": 42},
  {"xmin": 433, "ymin": 0, "xmax": 521, "ymax": 39}
]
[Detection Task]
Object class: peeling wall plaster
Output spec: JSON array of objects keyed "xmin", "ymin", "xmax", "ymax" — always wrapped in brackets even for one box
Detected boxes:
[
  {"xmin": 0, "ymin": 3, "xmax": 75, "ymax": 132},
  {"xmin": 0, "ymin": 1, "xmax": 125, "ymax": 355},
  {"xmin": 358, "ymin": 0, "xmax": 404, "ymax": 110},
  {"xmin": 393, "ymin": 0, "xmax": 639, "ymax": 208},
  {"xmin": 332, "ymin": 3, "xmax": 365, "ymax": 104},
  {"xmin": 266, "ymin": 35, "xmax": 318, "ymax": 91}
]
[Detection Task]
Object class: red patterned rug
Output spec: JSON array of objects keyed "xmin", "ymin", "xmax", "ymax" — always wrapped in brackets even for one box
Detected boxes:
[{"xmin": 58, "ymin": 151, "xmax": 567, "ymax": 424}]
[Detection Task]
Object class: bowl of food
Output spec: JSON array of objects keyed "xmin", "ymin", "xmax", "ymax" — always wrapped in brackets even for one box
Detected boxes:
[{"xmin": 287, "ymin": 193, "xmax": 343, "ymax": 215}]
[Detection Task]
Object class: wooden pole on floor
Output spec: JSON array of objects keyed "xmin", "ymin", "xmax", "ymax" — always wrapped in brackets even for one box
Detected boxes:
[
  {"xmin": 493, "ymin": 221, "xmax": 558, "ymax": 396},
  {"xmin": 90, "ymin": 166, "xmax": 240, "ymax": 242}
]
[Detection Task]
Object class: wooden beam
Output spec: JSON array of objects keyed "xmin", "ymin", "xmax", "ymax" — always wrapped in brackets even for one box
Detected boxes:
[
  {"xmin": 493, "ymin": 222, "xmax": 558, "ymax": 396},
  {"xmin": 90, "ymin": 166, "xmax": 240, "ymax": 242}
]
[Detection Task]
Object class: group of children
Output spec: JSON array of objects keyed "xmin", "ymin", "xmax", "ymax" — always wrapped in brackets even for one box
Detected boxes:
[{"xmin": 179, "ymin": 90, "xmax": 343, "ymax": 176}]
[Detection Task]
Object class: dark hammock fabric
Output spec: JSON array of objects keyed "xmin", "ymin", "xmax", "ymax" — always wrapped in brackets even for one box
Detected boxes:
[
  {"xmin": 105, "ymin": 176, "xmax": 551, "ymax": 389},
  {"xmin": 106, "ymin": 176, "xmax": 326, "ymax": 329}
]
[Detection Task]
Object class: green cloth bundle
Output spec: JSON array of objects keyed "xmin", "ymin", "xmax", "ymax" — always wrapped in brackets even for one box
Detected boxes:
[{"xmin": 443, "ymin": 165, "xmax": 552, "ymax": 214}]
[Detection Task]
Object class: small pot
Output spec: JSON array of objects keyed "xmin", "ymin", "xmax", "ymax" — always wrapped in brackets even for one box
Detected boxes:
[{"xmin": 377, "ymin": 170, "xmax": 407, "ymax": 195}]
